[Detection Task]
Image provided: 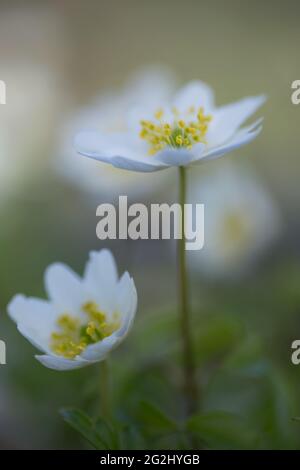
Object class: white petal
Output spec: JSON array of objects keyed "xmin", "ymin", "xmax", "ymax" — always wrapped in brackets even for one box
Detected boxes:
[
  {"xmin": 44, "ymin": 263, "xmax": 84, "ymax": 312},
  {"xmin": 74, "ymin": 130, "xmax": 130, "ymax": 160},
  {"xmin": 207, "ymin": 95, "xmax": 266, "ymax": 147},
  {"xmin": 173, "ymin": 81, "xmax": 215, "ymax": 112},
  {"xmin": 84, "ymin": 249, "xmax": 118, "ymax": 285},
  {"xmin": 7, "ymin": 294, "xmax": 57, "ymax": 353},
  {"xmin": 125, "ymin": 65, "xmax": 176, "ymax": 107},
  {"xmin": 16, "ymin": 324, "xmax": 49, "ymax": 353},
  {"xmin": 116, "ymin": 272, "xmax": 137, "ymax": 328},
  {"xmin": 197, "ymin": 121, "xmax": 262, "ymax": 164},
  {"xmin": 83, "ymin": 249, "xmax": 118, "ymax": 314},
  {"xmin": 75, "ymin": 130, "xmax": 166, "ymax": 173},
  {"xmin": 110, "ymin": 154, "xmax": 166, "ymax": 172},
  {"xmin": 81, "ymin": 272, "xmax": 137, "ymax": 362},
  {"xmin": 126, "ymin": 101, "xmax": 173, "ymax": 134},
  {"xmin": 154, "ymin": 144, "xmax": 205, "ymax": 167},
  {"xmin": 36, "ymin": 354, "xmax": 90, "ymax": 371},
  {"xmin": 80, "ymin": 335, "xmax": 119, "ymax": 362}
]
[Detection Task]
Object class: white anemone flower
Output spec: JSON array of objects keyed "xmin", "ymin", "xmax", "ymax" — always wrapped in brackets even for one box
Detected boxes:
[
  {"xmin": 7, "ymin": 249, "xmax": 137, "ymax": 371},
  {"xmin": 58, "ymin": 66, "xmax": 176, "ymax": 196},
  {"xmin": 188, "ymin": 163, "xmax": 281, "ymax": 278},
  {"xmin": 75, "ymin": 80, "xmax": 266, "ymax": 173}
]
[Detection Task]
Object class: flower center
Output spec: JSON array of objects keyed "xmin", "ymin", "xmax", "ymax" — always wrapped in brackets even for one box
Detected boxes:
[
  {"xmin": 50, "ymin": 302, "xmax": 120, "ymax": 359},
  {"xmin": 139, "ymin": 106, "xmax": 212, "ymax": 155},
  {"xmin": 221, "ymin": 212, "xmax": 251, "ymax": 255}
]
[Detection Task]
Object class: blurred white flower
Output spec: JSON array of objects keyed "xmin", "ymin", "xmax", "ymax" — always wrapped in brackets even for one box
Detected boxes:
[
  {"xmin": 8, "ymin": 249, "xmax": 137, "ymax": 371},
  {"xmin": 0, "ymin": 6, "xmax": 69, "ymax": 203},
  {"xmin": 58, "ymin": 66, "xmax": 176, "ymax": 197},
  {"xmin": 75, "ymin": 80, "xmax": 265, "ymax": 173},
  {"xmin": 0, "ymin": 62, "xmax": 67, "ymax": 202},
  {"xmin": 188, "ymin": 164, "xmax": 281, "ymax": 278}
]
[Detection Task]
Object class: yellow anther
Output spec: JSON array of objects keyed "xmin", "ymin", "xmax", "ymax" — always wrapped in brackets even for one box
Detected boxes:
[
  {"xmin": 86, "ymin": 321, "xmax": 96, "ymax": 337},
  {"xmin": 186, "ymin": 127, "xmax": 196, "ymax": 135},
  {"xmin": 139, "ymin": 105, "xmax": 212, "ymax": 155},
  {"xmin": 175, "ymin": 135, "xmax": 183, "ymax": 146},
  {"xmin": 50, "ymin": 303, "xmax": 120, "ymax": 359},
  {"xmin": 57, "ymin": 314, "xmax": 79, "ymax": 332},
  {"xmin": 82, "ymin": 301, "xmax": 106, "ymax": 323},
  {"xmin": 140, "ymin": 129, "xmax": 148, "ymax": 138},
  {"xmin": 155, "ymin": 109, "xmax": 164, "ymax": 120}
]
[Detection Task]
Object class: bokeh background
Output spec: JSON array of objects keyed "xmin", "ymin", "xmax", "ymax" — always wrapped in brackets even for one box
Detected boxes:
[{"xmin": 1, "ymin": 0, "xmax": 300, "ymax": 449}]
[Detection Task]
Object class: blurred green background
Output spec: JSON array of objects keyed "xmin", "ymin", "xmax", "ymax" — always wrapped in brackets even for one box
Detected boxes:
[{"xmin": 1, "ymin": 0, "xmax": 300, "ymax": 449}]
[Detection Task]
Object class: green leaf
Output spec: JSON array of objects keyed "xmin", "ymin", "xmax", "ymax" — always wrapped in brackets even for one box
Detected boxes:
[
  {"xmin": 118, "ymin": 423, "xmax": 146, "ymax": 450},
  {"xmin": 60, "ymin": 408, "xmax": 108, "ymax": 449},
  {"xmin": 260, "ymin": 368, "xmax": 297, "ymax": 449},
  {"xmin": 132, "ymin": 310, "xmax": 178, "ymax": 363},
  {"xmin": 194, "ymin": 315, "xmax": 244, "ymax": 363},
  {"xmin": 138, "ymin": 401, "xmax": 177, "ymax": 434},
  {"xmin": 94, "ymin": 418, "xmax": 120, "ymax": 450},
  {"xmin": 224, "ymin": 336, "xmax": 268, "ymax": 377},
  {"xmin": 187, "ymin": 411, "xmax": 258, "ymax": 449}
]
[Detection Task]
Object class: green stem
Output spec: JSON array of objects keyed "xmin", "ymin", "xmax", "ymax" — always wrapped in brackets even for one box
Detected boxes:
[
  {"xmin": 100, "ymin": 359, "xmax": 110, "ymax": 420},
  {"xmin": 178, "ymin": 166, "xmax": 198, "ymax": 416}
]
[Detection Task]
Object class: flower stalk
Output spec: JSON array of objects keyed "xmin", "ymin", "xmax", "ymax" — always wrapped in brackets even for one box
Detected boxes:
[{"xmin": 178, "ymin": 166, "xmax": 198, "ymax": 416}]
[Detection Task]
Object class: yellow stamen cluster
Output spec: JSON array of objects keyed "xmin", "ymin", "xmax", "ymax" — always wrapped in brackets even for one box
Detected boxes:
[
  {"xmin": 50, "ymin": 302, "xmax": 120, "ymax": 359},
  {"xmin": 140, "ymin": 106, "xmax": 212, "ymax": 155}
]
